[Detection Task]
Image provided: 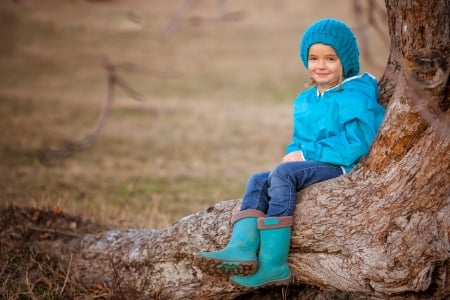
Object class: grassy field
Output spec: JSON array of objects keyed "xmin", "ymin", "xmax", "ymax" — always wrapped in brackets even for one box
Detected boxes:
[{"xmin": 0, "ymin": 0, "xmax": 388, "ymax": 229}]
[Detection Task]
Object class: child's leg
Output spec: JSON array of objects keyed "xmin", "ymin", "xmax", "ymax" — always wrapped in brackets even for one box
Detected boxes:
[
  {"xmin": 195, "ymin": 171, "xmax": 270, "ymax": 276},
  {"xmin": 196, "ymin": 209, "xmax": 264, "ymax": 276},
  {"xmin": 266, "ymin": 161, "xmax": 343, "ymax": 216},
  {"xmin": 231, "ymin": 216, "xmax": 293, "ymax": 287},
  {"xmin": 240, "ymin": 171, "xmax": 271, "ymax": 213},
  {"xmin": 231, "ymin": 161, "xmax": 342, "ymax": 287}
]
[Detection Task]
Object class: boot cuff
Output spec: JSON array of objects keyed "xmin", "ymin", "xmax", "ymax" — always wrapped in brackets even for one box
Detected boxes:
[
  {"xmin": 231, "ymin": 209, "xmax": 265, "ymax": 225},
  {"xmin": 258, "ymin": 216, "xmax": 293, "ymax": 229}
]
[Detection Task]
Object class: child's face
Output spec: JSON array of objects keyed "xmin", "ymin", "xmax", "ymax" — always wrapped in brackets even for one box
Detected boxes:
[{"xmin": 307, "ymin": 43, "xmax": 343, "ymax": 92}]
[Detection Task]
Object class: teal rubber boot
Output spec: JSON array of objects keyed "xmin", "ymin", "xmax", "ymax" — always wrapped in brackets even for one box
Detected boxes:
[
  {"xmin": 230, "ymin": 216, "xmax": 293, "ymax": 287},
  {"xmin": 196, "ymin": 209, "xmax": 264, "ymax": 276}
]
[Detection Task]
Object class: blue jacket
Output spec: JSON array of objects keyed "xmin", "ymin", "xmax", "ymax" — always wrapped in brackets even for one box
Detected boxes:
[{"xmin": 286, "ymin": 73, "xmax": 385, "ymax": 173}]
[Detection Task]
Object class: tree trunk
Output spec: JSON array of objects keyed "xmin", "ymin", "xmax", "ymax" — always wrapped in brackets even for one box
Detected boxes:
[{"xmin": 36, "ymin": 0, "xmax": 450, "ymax": 299}]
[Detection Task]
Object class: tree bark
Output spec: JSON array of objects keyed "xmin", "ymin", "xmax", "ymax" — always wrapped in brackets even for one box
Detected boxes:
[{"xmin": 36, "ymin": 0, "xmax": 450, "ymax": 299}]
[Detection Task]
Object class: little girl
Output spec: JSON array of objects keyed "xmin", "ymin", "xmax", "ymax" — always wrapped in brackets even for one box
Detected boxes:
[{"xmin": 197, "ymin": 18, "xmax": 385, "ymax": 287}]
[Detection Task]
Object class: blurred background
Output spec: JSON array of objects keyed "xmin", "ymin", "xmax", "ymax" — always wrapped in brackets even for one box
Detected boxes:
[{"xmin": 0, "ymin": 0, "xmax": 389, "ymax": 228}]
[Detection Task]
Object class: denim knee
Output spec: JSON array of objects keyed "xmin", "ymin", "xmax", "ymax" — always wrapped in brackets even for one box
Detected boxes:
[{"xmin": 269, "ymin": 163, "xmax": 293, "ymax": 184}]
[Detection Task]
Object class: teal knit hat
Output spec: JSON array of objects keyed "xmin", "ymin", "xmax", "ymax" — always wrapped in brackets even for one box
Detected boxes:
[{"xmin": 300, "ymin": 18, "xmax": 360, "ymax": 78}]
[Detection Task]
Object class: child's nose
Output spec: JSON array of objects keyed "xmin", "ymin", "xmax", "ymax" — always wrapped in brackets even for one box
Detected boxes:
[{"xmin": 317, "ymin": 59, "xmax": 326, "ymax": 68}]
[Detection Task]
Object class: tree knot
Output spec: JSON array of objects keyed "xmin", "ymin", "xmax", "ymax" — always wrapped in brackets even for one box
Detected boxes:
[{"xmin": 403, "ymin": 49, "xmax": 449, "ymax": 89}]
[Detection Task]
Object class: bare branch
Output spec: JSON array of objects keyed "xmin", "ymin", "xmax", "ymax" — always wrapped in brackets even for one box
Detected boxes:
[
  {"xmin": 159, "ymin": 0, "xmax": 245, "ymax": 41},
  {"xmin": 38, "ymin": 57, "xmax": 151, "ymax": 166}
]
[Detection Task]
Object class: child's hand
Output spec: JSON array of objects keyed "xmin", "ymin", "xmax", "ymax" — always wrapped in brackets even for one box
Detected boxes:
[{"xmin": 282, "ymin": 151, "xmax": 305, "ymax": 162}]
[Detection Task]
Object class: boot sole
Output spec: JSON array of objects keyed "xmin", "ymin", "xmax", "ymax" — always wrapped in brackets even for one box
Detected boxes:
[
  {"xmin": 194, "ymin": 255, "xmax": 257, "ymax": 276},
  {"xmin": 230, "ymin": 276, "xmax": 291, "ymax": 288}
]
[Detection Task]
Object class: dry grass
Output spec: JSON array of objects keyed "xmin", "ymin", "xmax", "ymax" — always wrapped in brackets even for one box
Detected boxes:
[
  {"xmin": 0, "ymin": 0, "xmax": 388, "ymax": 227},
  {"xmin": 0, "ymin": 206, "xmax": 108, "ymax": 299}
]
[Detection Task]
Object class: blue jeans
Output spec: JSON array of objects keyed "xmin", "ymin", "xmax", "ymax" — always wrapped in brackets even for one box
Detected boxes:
[{"xmin": 240, "ymin": 161, "xmax": 343, "ymax": 217}]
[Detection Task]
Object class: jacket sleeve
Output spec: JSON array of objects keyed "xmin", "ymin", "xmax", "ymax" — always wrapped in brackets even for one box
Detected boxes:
[
  {"xmin": 301, "ymin": 90, "xmax": 385, "ymax": 167},
  {"xmin": 286, "ymin": 140, "xmax": 301, "ymax": 153}
]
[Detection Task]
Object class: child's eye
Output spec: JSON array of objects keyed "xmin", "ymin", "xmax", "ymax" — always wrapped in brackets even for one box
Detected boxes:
[{"xmin": 308, "ymin": 57, "xmax": 317, "ymax": 61}]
